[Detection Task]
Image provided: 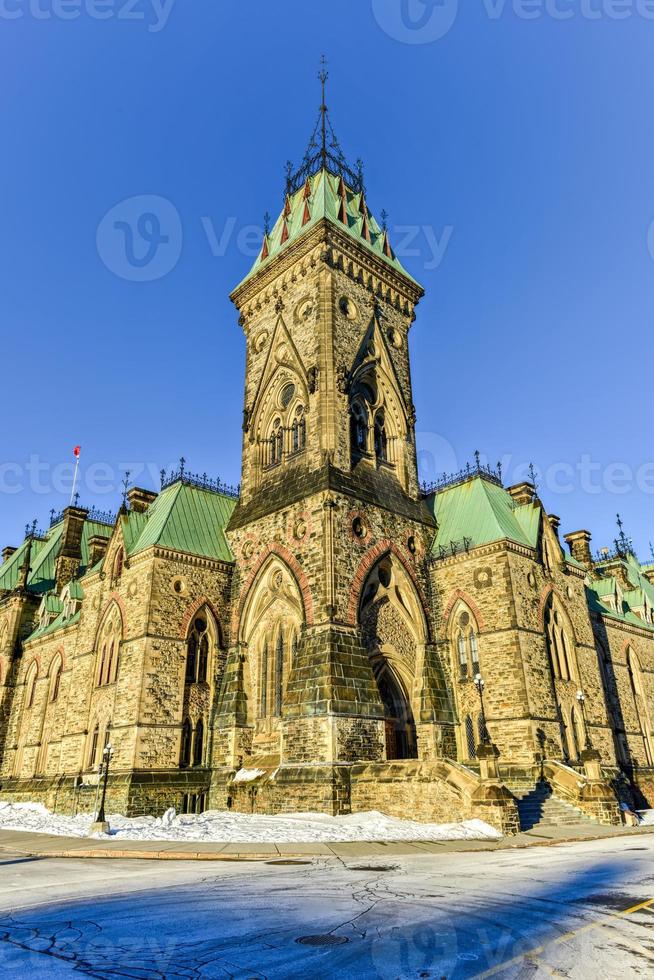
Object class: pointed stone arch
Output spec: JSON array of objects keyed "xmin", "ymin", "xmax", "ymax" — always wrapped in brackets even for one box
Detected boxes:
[
  {"xmin": 347, "ymin": 539, "xmax": 429, "ymax": 635},
  {"xmin": 232, "ymin": 543, "xmax": 313, "ymax": 642},
  {"xmin": 236, "ymin": 551, "xmax": 305, "ymax": 734},
  {"xmin": 179, "ymin": 595, "xmax": 223, "ymax": 645},
  {"xmin": 355, "ymin": 548, "xmax": 427, "ymax": 760}
]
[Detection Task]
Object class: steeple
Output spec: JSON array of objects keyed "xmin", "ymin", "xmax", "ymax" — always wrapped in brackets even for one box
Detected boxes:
[{"xmin": 233, "ymin": 63, "xmax": 421, "ymax": 294}]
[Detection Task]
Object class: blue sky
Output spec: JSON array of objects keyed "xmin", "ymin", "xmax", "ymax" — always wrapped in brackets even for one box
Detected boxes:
[{"xmin": 1, "ymin": 1, "xmax": 653, "ymax": 558}]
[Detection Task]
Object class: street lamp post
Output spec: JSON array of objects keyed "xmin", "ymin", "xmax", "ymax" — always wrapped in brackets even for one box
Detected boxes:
[
  {"xmin": 89, "ymin": 744, "xmax": 114, "ymax": 835},
  {"xmin": 474, "ymin": 673, "xmax": 491, "ymax": 744},
  {"xmin": 576, "ymin": 690, "xmax": 592, "ymax": 750}
]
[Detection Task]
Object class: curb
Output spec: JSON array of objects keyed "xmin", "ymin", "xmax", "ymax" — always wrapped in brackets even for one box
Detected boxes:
[{"xmin": 0, "ymin": 826, "xmax": 652, "ymax": 862}]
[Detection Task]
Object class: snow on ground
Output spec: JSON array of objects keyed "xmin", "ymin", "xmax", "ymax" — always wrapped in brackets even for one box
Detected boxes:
[{"xmin": 0, "ymin": 801, "xmax": 502, "ymax": 843}]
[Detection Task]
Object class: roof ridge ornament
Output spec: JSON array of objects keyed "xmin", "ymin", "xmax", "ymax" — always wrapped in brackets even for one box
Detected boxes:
[{"xmin": 285, "ymin": 57, "xmax": 365, "ymax": 198}]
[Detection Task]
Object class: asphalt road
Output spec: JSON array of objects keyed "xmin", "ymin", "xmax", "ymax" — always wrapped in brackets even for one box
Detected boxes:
[{"xmin": 0, "ymin": 835, "xmax": 652, "ymax": 978}]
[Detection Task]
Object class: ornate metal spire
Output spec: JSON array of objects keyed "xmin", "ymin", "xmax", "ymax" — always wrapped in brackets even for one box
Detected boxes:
[{"xmin": 285, "ymin": 58, "xmax": 364, "ymax": 198}]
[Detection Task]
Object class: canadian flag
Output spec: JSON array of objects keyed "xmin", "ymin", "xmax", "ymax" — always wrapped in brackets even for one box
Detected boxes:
[{"xmin": 73, "ymin": 446, "xmax": 81, "ymax": 459}]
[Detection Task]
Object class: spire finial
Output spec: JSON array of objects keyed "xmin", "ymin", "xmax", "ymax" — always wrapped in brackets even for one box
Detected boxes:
[
  {"xmin": 263, "ymin": 211, "xmax": 271, "ymax": 237},
  {"xmin": 616, "ymin": 513, "xmax": 631, "ymax": 555},
  {"xmin": 122, "ymin": 470, "xmax": 131, "ymax": 507},
  {"xmin": 319, "ymin": 55, "xmax": 328, "ymax": 164},
  {"xmin": 380, "ymin": 209, "xmax": 388, "ymax": 233}
]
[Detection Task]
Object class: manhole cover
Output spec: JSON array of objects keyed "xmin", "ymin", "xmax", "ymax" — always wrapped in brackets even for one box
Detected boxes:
[
  {"xmin": 296, "ymin": 935, "xmax": 349, "ymax": 947},
  {"xmin": 266, "ymin": 859, "xmax": 312, "ymax": 866},
  {"xmin": 349, "ymin": 864, "xmax": 398, "ymax": 872}
]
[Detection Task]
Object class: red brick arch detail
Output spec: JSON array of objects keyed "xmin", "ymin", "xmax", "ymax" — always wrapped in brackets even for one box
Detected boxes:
[
  {"xmin": 346, "ymin": 539, "xmax": 430, "ymax": 631},
  {"xmin": 178, "ymin": 596, "xmax": 224, "ymax": 643},
  {"xmin": 50, "ymin": 646, "xmax": 67, "ymax": 674},
  {"xmin": 231, "ymin": 543, "xmax": 314, "ymax": 643},
  {"xmin": 442, "ymin": 590, "xmax": 486, "ymax": 633}
]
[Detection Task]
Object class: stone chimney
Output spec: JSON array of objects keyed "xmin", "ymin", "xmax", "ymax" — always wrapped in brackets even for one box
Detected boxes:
[
  {"xmin": 54, "ymin": 506, "xmax": 88, "ymax": 592},
  {"xmin": 87, "ymin": 535, "xmax": 109, "ymax": 570},
  {"xmin": 548, "ymin": 515, "xmax": 561, "ymax": 538},
  {"xmin": 2, "ymin": 546, "xmax": 17, "ymax": 564},
  {"xmin": 507, "ymin": 482, "xmax": 536, "ymax": 506},
  {"xmin": 564, "ymin": 530, "xmax": 593, "ymax": 568},
  {"xmin": 127, "ymin": 487, "xmax": 158, "ymax": 513}
]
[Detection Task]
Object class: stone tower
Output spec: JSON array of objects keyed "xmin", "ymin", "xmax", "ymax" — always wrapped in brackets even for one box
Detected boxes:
[{"xmin": 213, "ymin": 70, "xmax": 448, "ymax": 807}]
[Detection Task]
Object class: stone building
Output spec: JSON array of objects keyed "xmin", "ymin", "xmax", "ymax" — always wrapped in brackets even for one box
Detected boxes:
[{"xmin": 1, "ymin": 98, "xmax": 653, "ymax": 833}]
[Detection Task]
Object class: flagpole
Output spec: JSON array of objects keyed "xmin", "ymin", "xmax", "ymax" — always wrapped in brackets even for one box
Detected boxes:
[{"xmin": 70, "ymin": 448, "xmax": 81, "ymax": 506}]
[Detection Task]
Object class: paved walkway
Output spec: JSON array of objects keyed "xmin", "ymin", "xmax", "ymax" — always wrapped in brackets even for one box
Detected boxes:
[{"xmin": 0, "ymin": 822, "xmax": 652, "ymax": 861}]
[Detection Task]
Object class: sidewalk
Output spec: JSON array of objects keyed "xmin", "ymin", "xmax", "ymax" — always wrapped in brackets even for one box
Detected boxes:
[{"xmin": 0, "ymin": 823, "xmax": 652, "ymax": 862}]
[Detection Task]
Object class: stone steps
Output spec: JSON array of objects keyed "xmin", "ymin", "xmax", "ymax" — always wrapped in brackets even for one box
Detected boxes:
[{"xmin": 512, "ymin": 782, "xmax": 594, "ymax": 831}]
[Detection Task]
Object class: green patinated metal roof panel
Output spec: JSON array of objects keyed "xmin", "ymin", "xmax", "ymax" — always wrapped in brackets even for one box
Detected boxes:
[
  {"xmin": 235, "ymin": 168, "xmax": 422, "ymax": 291},
  {"xmin": 430, "ymin": 478, "xmax": 538, "ymax": 554},
  {"xmin": 129, "ymin": 483, "xmax": 236, "ymax": 562},
  {"xmin": 28, "ymin": 609, "xmax": 80, "ymax": 641}
]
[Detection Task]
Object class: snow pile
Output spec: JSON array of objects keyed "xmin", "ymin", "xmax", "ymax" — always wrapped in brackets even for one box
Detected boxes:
[{"xmin": 0, "ymin": 801, "xmax": 502, "ymax": 843}]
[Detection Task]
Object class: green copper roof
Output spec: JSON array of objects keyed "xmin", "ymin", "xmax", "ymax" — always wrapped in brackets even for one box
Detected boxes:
[
  {"xmin": 429, "ymin": 477, "xmax": 540, "ymax": 554},
  {"xmin": 28, "ymin": 609, "xmax": 80, "ymax": 642},
  {"xmin": 588, "ymin": 553, "xmax": 654, "ymax": 631},
  {"xmin": 235, "ymin": 168, "xmax": 422, "ymax": 291},
  {"xmin": 0, "ymin": 517, "xmax": 113, "ymax": 596},
  {"xmin": 126, "ymin": 482, "xmax": 236, "ymax": 562}
]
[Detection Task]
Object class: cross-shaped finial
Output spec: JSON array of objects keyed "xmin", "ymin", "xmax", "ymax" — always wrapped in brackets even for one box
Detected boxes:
[
  {"xmin": 528, "ymin": 462, "xmax": 539, "ymax": 489},
  {"xmin": 122, "ymin": 470, "xmax": 131, "ymax": 506},
  {"xmin": 73, "ymin": 492, "xmax": 80, "ymax": 507},
  {"xmin": 474, "ymin": 449, "xmax": 481, "ymax": 471},
  {"xmin": 160, "ymin": 468, "xmax": 166, "ymax": 489},
  {"xmin": 380, "ymin": 209, "xmax": 389, "ymax": 232},
  {"xmin": 616, "ymin": 513, "xmax": 624, "ymax": 533},
  {"xmin": 263, "ymin": 211, "xmax": 271, "ymax": 237},
  {"xmin": 179, "ymin": 457, "xmax": 186, "ymax": 478}
]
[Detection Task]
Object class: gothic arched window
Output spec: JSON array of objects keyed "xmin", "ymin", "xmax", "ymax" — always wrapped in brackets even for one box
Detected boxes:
[
  {"xmin": 185, "ymin": 616, "xmax": 211, "ymax": 685},
  {"xmin": 25, "ymin": 662, "xmax": 38, "ymax": 710},
  {"xmin": 350, "ymin": 399, "xmax": 368, "ymax": 456},
  {"xmin": 180, "ymin": 719, "xmax": 192, "ymax": 768},
  {"xmin": 457, "ymin": 632, "xmax": 468, "ymax": 679},
  {"xmin": 451, "ymin": 608, "xmax": 480, "ymax": 681},
  {"xmin": 49, "ymin": 657, "xmax": 62, "ymax": 703},
  {"xmin": 89, "ymin": 724, "xmax": 100, "ymax": 768},
  {"xmin": 374, "ymin": 410, "xmax": 388, "ymax": 462},
  {"xmin": 193, "ymin": 718, "xmax": 204, "ymax": 767},
  {"xmin": 544, "ymin": 596, "xmax": 576, "ymax": 682},
  {"xmin": 96, "ymin": 606, "xmax": 122, "ymax": 687},
  {"xmin": 465, "ymin": 715, "xmax": 476, "ymax": 759},
  {"xmin": 627, "ymin": 648, "xmax": 654, "ymax": 766}
]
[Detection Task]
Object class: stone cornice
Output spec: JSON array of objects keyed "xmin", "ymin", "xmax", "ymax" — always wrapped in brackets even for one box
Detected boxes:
[
  {"xmin": 231, "ymin": 218, "xmax": 424, "ymax": 310},
  {"xmin": 152, "ymin": 546, "xmax": 234, "ymax": 571}
]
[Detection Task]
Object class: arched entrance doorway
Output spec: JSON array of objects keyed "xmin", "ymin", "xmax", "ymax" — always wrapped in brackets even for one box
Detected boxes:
[
  {"xmin": 359, "ymin": 553, "xmax": 425, "ymax": 762},
  {"xmin": 372, "ymin": 656, "xmax": 417, "ymax": 760}
]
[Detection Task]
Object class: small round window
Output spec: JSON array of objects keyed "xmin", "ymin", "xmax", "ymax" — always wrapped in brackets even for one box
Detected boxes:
[{"xmin": 281, "ymin": 383, "xmax": 295, "ymax": 408}]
